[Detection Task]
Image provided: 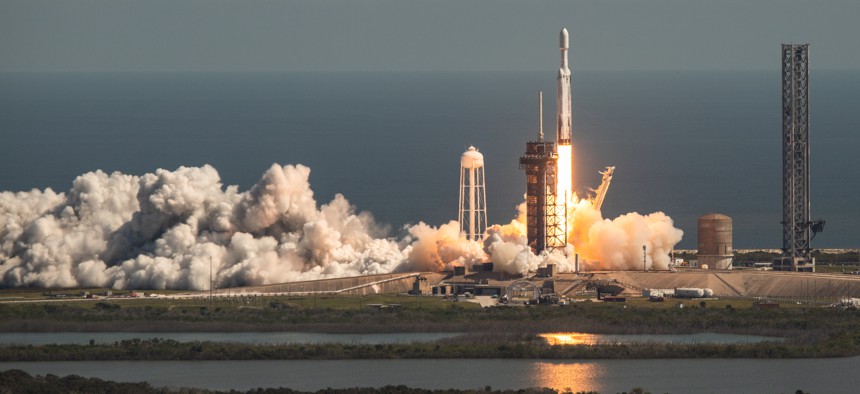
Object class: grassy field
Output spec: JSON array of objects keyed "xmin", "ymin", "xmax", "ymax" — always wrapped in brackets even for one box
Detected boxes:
[
  {"xmin": 0, "ymin": 290, "xmax": 855, "ymax": 335},
  {"xmin": 0, "ymin": 369, "xmax": 601, "ymax": 394},
  {"xmin": 0, "ymin": 289, "xmax": 859, "ymax": 360},
  {"xmin": 813, "ymin": 264, "xmax": 860, "ymax": 274}
]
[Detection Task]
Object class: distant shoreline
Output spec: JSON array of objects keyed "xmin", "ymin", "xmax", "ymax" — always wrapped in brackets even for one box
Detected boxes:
[{"xmin": 0, "ymin": 335, "xmax": 856, "ymax": 361}]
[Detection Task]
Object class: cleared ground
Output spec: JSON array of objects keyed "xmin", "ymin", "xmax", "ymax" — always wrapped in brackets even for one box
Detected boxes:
[
  {"xmin": 586, "ymin": 270, "xmax": 860, "ymax": 298},
  {"xmin": 3, "ymin": 269, "xmax": 860, "ymax": 305}
]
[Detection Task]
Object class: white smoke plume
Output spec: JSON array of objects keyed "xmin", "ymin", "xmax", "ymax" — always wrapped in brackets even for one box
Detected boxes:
[
  {"xmin": 1, "ymin": 164, "xmax": 408, "ymax": 289},
  {"xmin": 567, "ymin": 200, "xmax": 684, "ymax": 271},
  {"xmin": 0, "ymin": 163, "xmax": 683, "ymax": 290}
]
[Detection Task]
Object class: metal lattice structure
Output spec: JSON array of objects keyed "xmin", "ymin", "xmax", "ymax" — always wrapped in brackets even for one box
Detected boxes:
[
  {"xmin": 520, "ymin": 141, "xmax": 561, "ymax": 254},
  {"xmin": 776, "ymin": 44, "xmax": 822, "ymax": 272},
  {"xmin": 589, "ymin": 166, "xmax": 616, "ymax": 211},
  {"xmin": 519, "ymin": 93, "xmax": 565, "ymax": 254},
  {"xmin": 458, "ymin": 146, "xmax": 487, "ymax": 241}
]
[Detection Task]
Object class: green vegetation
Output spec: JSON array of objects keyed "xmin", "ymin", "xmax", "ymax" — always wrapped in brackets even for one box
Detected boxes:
[
  {"xmin": 0, "ymin": 369, "xmax": 601, "ymax": 394},
  {"xmin": 0, "ymin": 293, "xmax": 859, "ymax": 360},
  {"xmin": 0, "ymin": 329, "xmax": 858, "ymax": 361},
  {"xmin": 812, "ymin": 250, "xmax": 860, "ymax": 264},
  {"xmin": 813, "ymin": 263, "xmax": 860, "ymax": 274},
  {"xmin": 728, "ymin": 250, "xmax": 860, "ymax": 271},
  {"xmin": 0, "ymin": 292, "xmax": 844, "ymax": 334}
]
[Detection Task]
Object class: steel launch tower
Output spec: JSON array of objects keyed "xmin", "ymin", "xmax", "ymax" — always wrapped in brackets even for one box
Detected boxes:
[
  {"xmin": 774, "ymin": 44, "xmax": 824, "ymax": 272},
  {"xmin": 520, "ymin": 93, "xmax": 565, "ymax": 254}
]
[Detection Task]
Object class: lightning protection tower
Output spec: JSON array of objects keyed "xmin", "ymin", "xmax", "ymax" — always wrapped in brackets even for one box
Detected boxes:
[
  {"xmin": 774, "ymin": 44, "xmax": 824, "ymax": 272},
  {"xmin": 519, "ymin": 92, "xmax": 565, "ymax": 254},
  {"xmin": 459, "ymin": 146, "xmax": 488, "ymax": 241}
]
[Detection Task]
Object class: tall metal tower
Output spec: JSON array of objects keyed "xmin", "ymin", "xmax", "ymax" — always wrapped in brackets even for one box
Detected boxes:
[
  {"xmin": 458, "ymin": 146, "xmax": 488, "ymax": 241},
  {"xmin": 519, "ymin": 92, "xmax": 566, "ymax": 254},
  {"xmin": 775, "ymin": 44, "xmax": 823, "ymax": 272}
]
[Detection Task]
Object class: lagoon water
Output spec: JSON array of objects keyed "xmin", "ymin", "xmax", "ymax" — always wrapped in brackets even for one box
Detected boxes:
[
  {"xmin": 2, "ymin": 71, "xmax": 859, "ymax": 249},
  {"xmin": 0, "ymin": 331, "xmax": 779, "ymax": 346},
  {"xmin": 0, "ymin": 332, "xmax": 461, "ymax": 346},
  {"xmin": 1, "ymin": 357, "xmax": 857, "ymax": 393}
]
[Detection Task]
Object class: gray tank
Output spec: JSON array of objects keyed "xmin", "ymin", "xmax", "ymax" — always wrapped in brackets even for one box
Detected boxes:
[{"xmin": 697, "ymin": 213, "xmax": 733, "ymax": 270}]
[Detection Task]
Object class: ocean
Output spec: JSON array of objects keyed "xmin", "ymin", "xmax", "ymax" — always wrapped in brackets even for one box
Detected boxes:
[{"xmin": 0, "ymin": 70, "xmax": 857, "ymax": 249}]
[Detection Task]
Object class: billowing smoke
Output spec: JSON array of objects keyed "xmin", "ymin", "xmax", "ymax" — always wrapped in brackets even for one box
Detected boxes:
[
  {"xmin": 567, "ymin": 200, "xmax": 684, "ymax": 271},
  {"xmin": 0, "ymin": 163, "xmax": 683, "ymax": 290},
  {"xmin": 2, "ymin": 164, "xmax": 403, "ymax": 289}
]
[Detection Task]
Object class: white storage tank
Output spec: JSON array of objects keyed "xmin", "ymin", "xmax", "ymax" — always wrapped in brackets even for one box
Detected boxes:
[{"xmin": 675, "ymin": 288, "xmax": 705, "ymax": 298}]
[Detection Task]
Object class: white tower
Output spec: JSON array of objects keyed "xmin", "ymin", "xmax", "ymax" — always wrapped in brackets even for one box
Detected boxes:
[{"xmin": 458, "ymin": 146, "xmax": 488, "ymax": 241}]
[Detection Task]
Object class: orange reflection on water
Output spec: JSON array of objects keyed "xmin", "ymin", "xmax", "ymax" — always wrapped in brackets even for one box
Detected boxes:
[
  {"xmin": 529, "ymin": 361, "xmax": 604, "ymax": 391},
  {"xmin": 539, "ymin": 332, "xmax": 601, "ymax": 346}
]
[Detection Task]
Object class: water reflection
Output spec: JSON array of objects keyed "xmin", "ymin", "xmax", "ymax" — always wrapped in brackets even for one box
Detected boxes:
[
  {"xmin": 539, "ymin": 333, "xmax": 603, "ymax": 346},
  {"xmin": 539, "ymin": 332, "xmax": 783, "ymax": 345},
  {"xmin": 529, "ymin": 361, "xmax": 604, "ymax": 391}
]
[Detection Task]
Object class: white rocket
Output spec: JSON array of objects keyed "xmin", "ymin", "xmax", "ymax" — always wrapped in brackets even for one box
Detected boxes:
[{"xmin": 556, "ymin": 28, "xmax": 572, "ymax": 145}]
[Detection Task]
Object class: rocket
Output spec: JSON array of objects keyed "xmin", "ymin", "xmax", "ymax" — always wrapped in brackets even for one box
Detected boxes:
[{"xmin": 556, "ymin": 28, "xmax": 572, "ymax": 145}]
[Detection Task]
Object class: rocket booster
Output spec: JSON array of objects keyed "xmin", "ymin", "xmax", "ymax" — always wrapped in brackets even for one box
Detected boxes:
[{"xmin": 556, "ymin": 28, "xmax": 572, "ymax": 145}]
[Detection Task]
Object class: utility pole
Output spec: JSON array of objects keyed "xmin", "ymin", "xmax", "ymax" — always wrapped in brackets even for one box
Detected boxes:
[{"xmin": 642, "ymin": 245, "xmax": 647, "ymax": 272}]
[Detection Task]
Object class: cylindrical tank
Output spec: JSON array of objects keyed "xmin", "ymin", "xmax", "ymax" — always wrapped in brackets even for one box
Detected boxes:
[
  {"xmin": 697, "ymin": 213, "xmax": 733, "ymax": 270},
  {"xmin": 675, "ymin": 288, "xmax": 706, "ymax": 298},
  {"xmin": 460, "ymin": 146, "xmax": 484, "ymax": 169}
]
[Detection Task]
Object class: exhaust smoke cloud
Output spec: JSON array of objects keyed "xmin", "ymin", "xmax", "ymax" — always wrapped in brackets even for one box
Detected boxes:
[{"xmin": 0, "ymin": 163, "xmax": 682, "ymax": 290}]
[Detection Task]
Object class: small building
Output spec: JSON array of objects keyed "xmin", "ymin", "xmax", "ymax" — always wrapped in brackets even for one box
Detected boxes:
[
  {"xmin": 410, "ymin": 276, "xmax": 430, "ymax": 295},
  {"xmin": 536, "ymin": 263, "xmax": 556, "ymax": 278}
]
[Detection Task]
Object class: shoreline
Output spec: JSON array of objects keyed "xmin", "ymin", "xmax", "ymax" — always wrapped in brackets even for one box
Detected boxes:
[{"xmin": 0, "ymin": 330, "xmax": 857, "ymax": 361}]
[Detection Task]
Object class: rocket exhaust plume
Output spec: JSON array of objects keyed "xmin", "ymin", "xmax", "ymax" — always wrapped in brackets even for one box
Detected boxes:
[{"xmin": 0, "ymin": 161, "xmax": 683, "ymax": 289}]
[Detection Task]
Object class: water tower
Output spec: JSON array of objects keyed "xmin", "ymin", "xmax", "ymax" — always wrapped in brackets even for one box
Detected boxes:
[{"xmin": 459, "ymin": 146, "xmax": 488, "ymax": 241}]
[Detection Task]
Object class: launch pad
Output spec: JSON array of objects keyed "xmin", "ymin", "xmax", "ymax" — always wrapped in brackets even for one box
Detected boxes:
[{"xmin": 209, "ymin": 269, "xmax": 860, "ymax": 302}]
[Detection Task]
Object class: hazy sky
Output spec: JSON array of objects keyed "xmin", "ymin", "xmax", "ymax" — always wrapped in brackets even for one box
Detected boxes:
[{"xmin": 2, "ymin": 0, "xmax": 859, "ymax": 72}]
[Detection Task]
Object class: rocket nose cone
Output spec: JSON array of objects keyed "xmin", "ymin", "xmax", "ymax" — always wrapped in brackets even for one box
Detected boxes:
[{"xmin": 560, "ymin": 28, "xmax": 569, "ymax": 49}]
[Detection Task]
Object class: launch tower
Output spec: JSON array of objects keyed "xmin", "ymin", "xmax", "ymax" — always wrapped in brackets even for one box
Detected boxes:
[
  {"xmin": 774, "ymin": 44, "xmax": 824, "ymax": 272},
  {"xmin": 459, "ymin": 146, "xmax": 488, "ymax": 241},
  {"xmin": 520, "ymin": 93, "xmax": 565, "ymax": 254}
]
